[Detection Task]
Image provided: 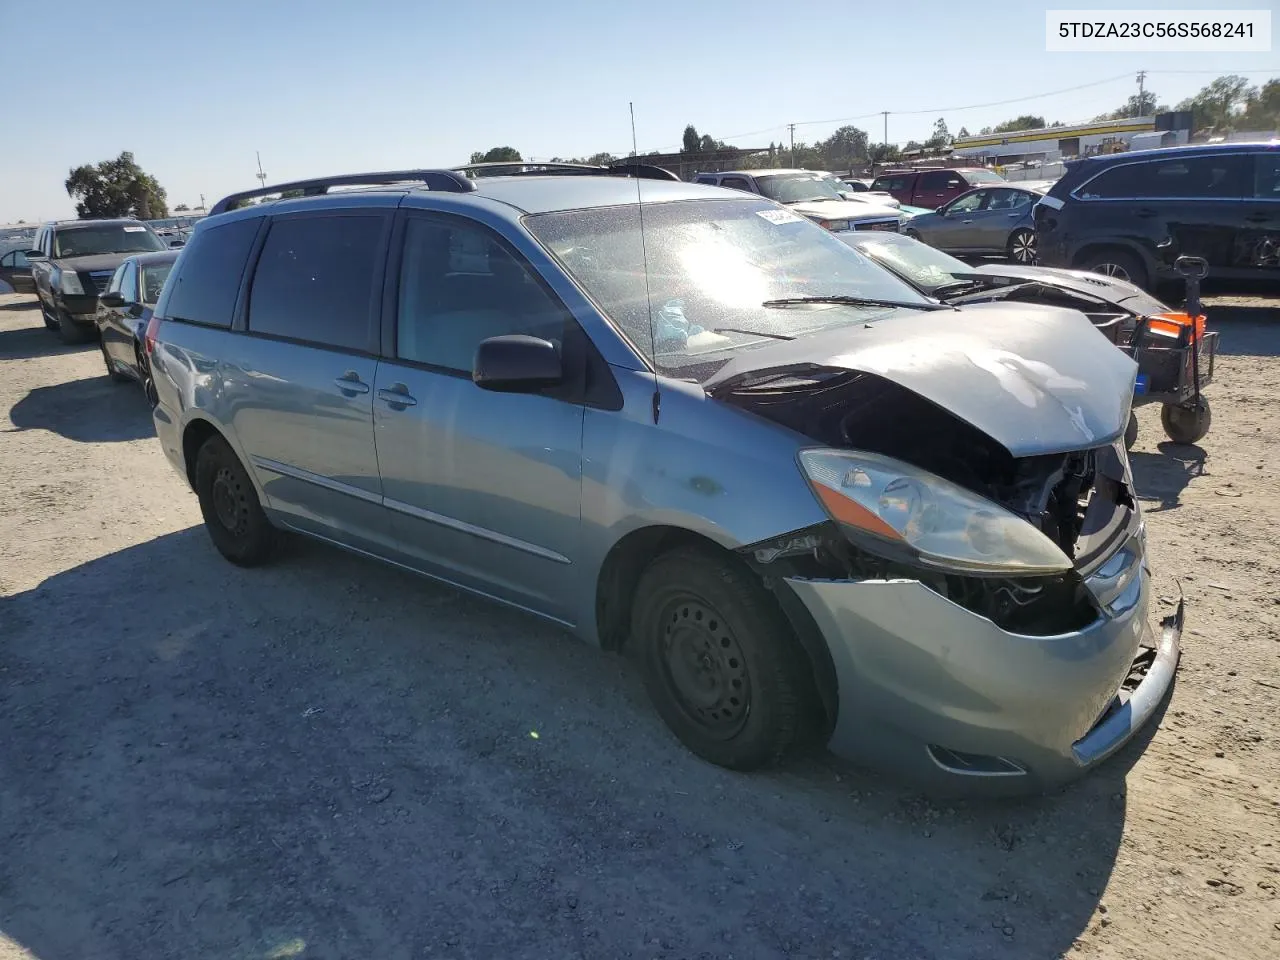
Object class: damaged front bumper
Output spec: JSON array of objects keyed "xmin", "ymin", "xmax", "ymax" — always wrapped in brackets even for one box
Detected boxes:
[{"xmin": 786, "ymin": 533, "xmax": 1181, "ymax": 794}]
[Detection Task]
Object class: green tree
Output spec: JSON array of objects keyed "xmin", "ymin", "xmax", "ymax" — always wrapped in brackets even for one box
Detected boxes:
[
  {"xmin": 1242, "ymin": 78, "xmax": 1280, "ymax": 130},
  {"xmin": 1178, "ymin": 75, "xmax": 1258, "ymax": 132},
  {"xmin": 990, "ymin": 115, "xmax": 1046, "ymax": 134},
  {"xmin": 586, "ymin": 152, "xmax": 616, "ymax": 165},
  {"xmin": 925, "ymin": 117, "xmax": 950, "ymax": 148},
  {"xmin": 65, "ymin": 151, "xmax": 169, "ymax": 219},
  {"xmin": 957, "ymin": 126, "xmax": 971, "ymax": 138},
  {"xmin": 817, "ymin": 125, "xmax": 869, "ymax": 170},
  {"xmin": 1093, "ymin": 90, "xmax": 1164, "ymax": 121},
  {"xmin": 174, "ymin": 203, "xmax": 190, "ymax": 212},
  {"xmin": 468, "ymin": 146, "xmax": 523, "ymax": 164},
  {"xmin": 682, "ymin": 125, "xmax": 701, "ymax": 153}
]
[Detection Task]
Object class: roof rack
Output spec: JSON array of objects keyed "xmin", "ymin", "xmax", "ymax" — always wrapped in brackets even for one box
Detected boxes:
[
  {"xmin": 208, "ymin": 169, "xmax": 476, "ymax": 216},
  {"xmin": 452, "ymin": 160, "xmax": 680, "ymax": 183}
]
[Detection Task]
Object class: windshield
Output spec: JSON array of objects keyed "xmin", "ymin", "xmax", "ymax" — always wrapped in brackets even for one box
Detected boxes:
[
  {"xmin": 963, "ymin": 169, "xmax": 1006, "ymax": 184},
  {"xmin": 140, "ymin": 260, "xmax": 175, "ymax": 304},
  {"xmin": 754, "ymin": 175, "xmax": 846, "ymax": 205},
  {"xmin": 842, "ymin": 233, "xmax": 971, "ymax": 296},
  {"xmin": 54, "ymin": 224, "xmax": 165, "ymax": 258},
  {"xmin": 525, "ymin": 197, "xmax": 930, "ymax": 380}
]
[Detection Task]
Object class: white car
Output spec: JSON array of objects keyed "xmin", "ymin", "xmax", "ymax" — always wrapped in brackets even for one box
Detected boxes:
[{"xmin": 693, "ymin": 169, "xmax": 903, "ymax": 233}]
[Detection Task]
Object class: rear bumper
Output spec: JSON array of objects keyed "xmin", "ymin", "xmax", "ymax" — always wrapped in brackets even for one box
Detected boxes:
[{"xmin": 787, "ymin": 533, "xmax": 1181, "ymax": 795}]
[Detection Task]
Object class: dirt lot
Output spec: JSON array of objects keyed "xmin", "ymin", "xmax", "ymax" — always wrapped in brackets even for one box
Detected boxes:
[{"xmin": 1, "ymin": 290, "xmax": 1278, "ymax": 960}]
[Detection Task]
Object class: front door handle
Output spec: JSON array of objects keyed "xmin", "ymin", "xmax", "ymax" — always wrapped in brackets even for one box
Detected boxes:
[
  {"xmin": 377, "ymin": 384, "xmax": 417, "ymax": 409},
  {"xmin": 333, "ymin": 371, "xmax": 370, "ymax": 396}
]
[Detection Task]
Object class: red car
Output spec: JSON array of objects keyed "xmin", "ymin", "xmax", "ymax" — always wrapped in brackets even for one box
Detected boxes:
[{"xmin": 869, "ymin": 167, "xmax": 1007, "ymax": 210}]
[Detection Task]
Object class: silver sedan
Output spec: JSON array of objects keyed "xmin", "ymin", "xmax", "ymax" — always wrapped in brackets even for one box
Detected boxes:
[{"xmin": 903, "ymin": 185, "xmax": 1043, "ymax": 262}]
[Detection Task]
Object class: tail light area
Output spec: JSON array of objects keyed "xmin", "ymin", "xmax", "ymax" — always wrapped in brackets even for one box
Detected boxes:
[{"xmin": 144, "ymin": 314, "xmax": 161, "ymax": 356}]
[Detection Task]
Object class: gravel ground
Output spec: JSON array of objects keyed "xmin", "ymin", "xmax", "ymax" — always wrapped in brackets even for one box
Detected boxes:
[{"xmin": 1, "ymin": 291, "xmax": 1278, "ymax": 960}]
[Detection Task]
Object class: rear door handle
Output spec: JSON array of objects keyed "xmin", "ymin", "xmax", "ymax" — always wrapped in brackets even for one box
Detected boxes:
[
  {"xmin": 377, "ymin": 385, "xmax": 417, "ymax": 409},
  {"xmin": 333, "ymin": 372, "xmax": 370, "ymax": 396}
]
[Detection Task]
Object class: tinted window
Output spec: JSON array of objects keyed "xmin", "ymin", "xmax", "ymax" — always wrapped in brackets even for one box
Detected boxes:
[
  {"xmin": 720, "ymin": 177, "xmax": 753, "ymax": 191},
  {"xmin": 396, "ymin": 217, "xmax": 567, "ymax": 372},
  {"xmin": 2, "ymin": 250, "xmax": 28, "ymax": 267},
  {"xmin": 164, "ymin": 217, "xmax": 259, "ymax": 328},
  {"xmin": 948, "ymin": 190, "xmax": 988, "ymax": 214},
  {"xmin": 1079, "ymin": 154, "xmax": 1251, "ymax": 200},
  {"xmin": 694, "ymin": 175, "xmax": 718, "ymax": 185},
  {"xmin": 53, "ymin": 224, "xmax": 165, "ymax": 257},
  {"xmin": 920, "ymin": 171, "xmax": 959, "ymax": 191},
  {"xmin": 986, "ymin": 188, "xmax": 1028, "ymax": 210},
  {"xmin": 248, "ymin": 215, "xmax": 383, "ymax": 351},
  {"xmin": 1253, "ymin": 152, "xmax": 1280, "ymax": 199},
  {"xmin": 871, "ymin": 175, "xmax": 910, "ymax": 191}
]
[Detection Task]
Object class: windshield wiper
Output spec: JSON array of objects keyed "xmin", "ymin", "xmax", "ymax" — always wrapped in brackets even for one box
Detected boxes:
[
  {"xmin": 761, "ymin": 295, "xmax": 954, "ymax": 312},
  {"xmin": 710, "ymin": 326, "xmax": 795, "ymax": 341}
]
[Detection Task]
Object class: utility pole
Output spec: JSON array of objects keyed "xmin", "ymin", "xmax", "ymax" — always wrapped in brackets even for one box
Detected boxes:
[
  {"xmin": 787, "ymin": 123, "xmax": 796, "ymax": 167},
  {"xmin": 629, "ymin": 102, "xmax": 638, "ymax": 157},
  {"xmin": 255, "ymin": 151, "xmax": 267, "ymax": 190},
  {"xmin": 1136, "ymin": 70, "xmax": 1147, "ymax": 116},
  {"xmin": 199, "ymin": 193, "xmax": 205, "ymax": 211}
]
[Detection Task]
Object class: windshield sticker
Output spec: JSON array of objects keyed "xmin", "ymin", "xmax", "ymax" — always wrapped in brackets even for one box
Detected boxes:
[
  {"xmin": 123, "ymin": 226, "xmax": 146, "ymax": 232},
  {"xmin": 756, "ymin": 209, "xmax": 804, "ymax": 225}
]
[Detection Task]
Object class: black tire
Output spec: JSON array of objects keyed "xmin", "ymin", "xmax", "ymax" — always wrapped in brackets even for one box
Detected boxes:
[
  {"xmin": 1007, "ymin": 228, "xmax": 1036, "ymax": 264},
  {"xmin": 1161, "ymin": 397, "xmax": 1211, "ymax": 445},
  {"xmin": 1078, "ymin": 248, "xmax": 1149, "ymax": 291},
  {"xmin": 39, "ymin": 299, "xmax": 58, "ymax": 330},
  {"xmin": 1124, "ymin": 410, "xmax": 1139, "ymax": 450},
  {"xmin": 101, "ymin": 340, "xmax": 130, "ymax": 383},
  {"xmin": 56, "ymin": 309, "xmax": 92, "ymax": 345},
  {"xmin": 631, "ymin": 545, "xmax": 812, "ymax": 770},
  {"xmin": 194, "ymin": 434, "xmax": 275, "ymax": 566}
]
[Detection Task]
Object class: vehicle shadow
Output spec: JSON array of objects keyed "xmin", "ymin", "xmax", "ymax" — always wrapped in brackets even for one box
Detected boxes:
[
  {"xmin": 1129, "ymin": 442, "xmax": 1207, "ymax": 513},
  {"xmin": 7, "ymin": 374, "xmax": 154, "ymax": 442},
  {"xmin": 0, "ymin": 526, "xmax": 1131, "ymax": 959},
  {"xmin": 0, "ymin": 318, "xmax": 97, "ymax": 362},
  {"xmin": 0, "ymin": 299, "xmax": 38, "ymax": 312}
]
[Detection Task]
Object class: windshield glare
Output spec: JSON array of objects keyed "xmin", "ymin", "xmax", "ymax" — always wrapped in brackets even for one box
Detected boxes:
[
  {"xmin": 526, "ymin": 198, "xmax": 930, "ymax": 379},
  {"xmin": 845, "ymin": 234, "xmax": 970, "ymax": 295},
  {"xmin": 755, "ymin": 175, "xmax": 845, "ymax": 205},
  {"xmin": 54, "ymin": 225, "xmax": 166, "ymax": 258}
]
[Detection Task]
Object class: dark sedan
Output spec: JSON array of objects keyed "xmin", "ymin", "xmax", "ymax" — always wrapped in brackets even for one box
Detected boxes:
[
  {"xmin": 96, "ymin": 251, "xmax": 179, "ymax": 403},
  {"xmin": 903, "ymin": 185, "xmax": 1043, "ymax": 262}
]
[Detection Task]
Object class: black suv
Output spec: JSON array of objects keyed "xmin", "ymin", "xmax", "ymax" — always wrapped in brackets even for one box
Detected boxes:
[
  {"xmin": 1034, "ymin": 142, "xmax": 1280, "ymax": 290},
  {"xmin": 28, "ymin": 219, "xmax": 171, "ymax": 343}
]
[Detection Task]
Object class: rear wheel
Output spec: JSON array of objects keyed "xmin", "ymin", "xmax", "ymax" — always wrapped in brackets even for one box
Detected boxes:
[
  {"xmin": 1078, "ymin": 248, "xmax": 1149, "ymax": 291},
  {"xmin": 1161, "ymin": 397, "xmax": 1211, "ymax": 445},
  {"xmin": 631, "ymin": 546, "xmax": 812, "ymax": 770},
  {"xmin": 137, "ymin": 344, "xmax": 157, "ymax": 405},
  {"xmin": 194, "ymin": 435, "xmax": 275, "ymax": 566},
  {"xmin": 1007, "ymin": 228, "xmax": 1036, "ymax": 264}
]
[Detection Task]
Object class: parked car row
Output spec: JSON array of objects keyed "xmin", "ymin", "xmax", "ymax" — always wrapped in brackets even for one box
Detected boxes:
[{"xmin": 83, "ymin": 162, "xmax": 1184, "ymax": 797}]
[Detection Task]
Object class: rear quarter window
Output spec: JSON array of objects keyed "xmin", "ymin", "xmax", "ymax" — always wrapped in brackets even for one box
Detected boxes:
[{"xmin": 160, "ymin": 217, "xmax": 261, "ymax": 328}]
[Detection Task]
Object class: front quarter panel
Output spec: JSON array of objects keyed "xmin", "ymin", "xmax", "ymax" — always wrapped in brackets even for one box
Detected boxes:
[{"xmin": 575, "ymin": 370, "xmax": 828, "ymax": 636}]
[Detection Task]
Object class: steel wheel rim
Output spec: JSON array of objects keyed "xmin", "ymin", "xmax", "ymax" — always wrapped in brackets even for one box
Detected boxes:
[
  {"xmin": 659, "ymin": 595, "xmax": 750, "ymax": 739},
  {"xmin": 1093, "ymin": 262, "xmax": 1129, "ymax": 281},
  {"xmin": 1012, "ymin": 231, "xmax": 1035, "ymax": 263},
  {"xmin": 211, "ymin": 466, "xmax": 248, "ymax": 535}
]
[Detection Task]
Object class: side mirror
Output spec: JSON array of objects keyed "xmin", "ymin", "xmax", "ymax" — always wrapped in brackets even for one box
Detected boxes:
[
  {"xmin": 100, "ymin": 291, "xmax": 126, "ymax": 308},
  {"xmin": 473, "ymin": 335, "xmax": 563, "ymax": 392},
  {"xmin": 169, "ymin": 239, "xmax": 185, "ymax": 248}
]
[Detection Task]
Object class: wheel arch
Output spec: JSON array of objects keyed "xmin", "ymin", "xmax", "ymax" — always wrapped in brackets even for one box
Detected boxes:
[
  {"xmin": 595, "ymin": 524, "xmax": 838, "ymax": 736},
  {"xmin": 180, "ymin": 417, "xmax": 230, "ymax": 492}
]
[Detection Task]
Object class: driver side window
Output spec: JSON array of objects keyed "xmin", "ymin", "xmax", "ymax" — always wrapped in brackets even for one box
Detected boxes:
[
  {"xmin": 106, "ymin": 262, "xmax": 128, "ymax": 294},
  {"xmin": 395, "ymin": 217, "xmax": 569, "ymax": 373},
  {"xmin": 948, "ymin": 190, "xmax": 988, "ymax": 215},
  {"xmin": 119, "ymin": 262, "xmax": 139, "ymax": 304}
]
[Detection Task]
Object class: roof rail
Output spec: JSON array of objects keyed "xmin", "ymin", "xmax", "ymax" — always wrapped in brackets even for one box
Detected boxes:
[
  {"xmin": 208, "ymin": 169, "xmax": 476, "ymax": 216},
  {"xmin": 453, "ymin": 160, "xmax": 680, "ymax": 183}
]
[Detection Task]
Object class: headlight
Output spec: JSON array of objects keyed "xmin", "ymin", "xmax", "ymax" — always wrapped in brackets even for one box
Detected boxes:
[
  {"xmin": 58, "ymin": 270, "xmax": 85, "ymax": 295},
  {"xmin": 798, "ymin": 448, "xmax": 1072, "ymax": 575},
  {"xmin": 817, "ymin": 219, "xmax": 850, "ymax": 232}
]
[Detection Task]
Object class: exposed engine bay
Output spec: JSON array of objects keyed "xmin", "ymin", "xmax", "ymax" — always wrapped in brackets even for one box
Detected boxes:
[
  {"xmin": 944, "ymin": 280, "xmax": 1135, "ymax": 345},
  {"xmin": 720, "ymin": 367, "xmax": 1139, "ymax": 634}
]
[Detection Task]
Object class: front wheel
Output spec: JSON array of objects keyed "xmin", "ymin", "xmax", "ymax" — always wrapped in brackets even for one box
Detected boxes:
[
  {"xmin": 1161, "ymin": 397, "xmax": 1211, "ymax": 445},
  {"xmin": 1008, "ymin": 228, "xmax": 1036, "ymax": 264},
  {"xmin": 194, "ymin": 435, "xmax": 276, "ymax": 566},
  {"xmin": 631, "ymin": 546, "xmax": 813, "ymax": 770}
]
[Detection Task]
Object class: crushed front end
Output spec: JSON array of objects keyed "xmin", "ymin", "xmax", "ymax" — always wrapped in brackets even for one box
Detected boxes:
[{"xmin": 721, "ymin": 363, "xmax": 1182, "ymax": 794}]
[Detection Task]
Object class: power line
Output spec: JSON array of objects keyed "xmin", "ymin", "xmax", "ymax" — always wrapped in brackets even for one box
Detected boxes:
[{"xmin": 890, "ymin": 72, "xmax": 1134, "ymax": 116}]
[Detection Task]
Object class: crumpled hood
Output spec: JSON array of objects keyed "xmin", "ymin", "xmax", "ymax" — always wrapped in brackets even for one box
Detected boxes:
[
  {"xmin": 970, "ymin": 263, "xmax": 1172, "ymax": 315},
  {"xmin": 787, "ymin": 199, "xmax": 902, "ymax": 222},
  {"xmin": 705, "ymin": 301, "xmax": 1137, "ymax": 457}
]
